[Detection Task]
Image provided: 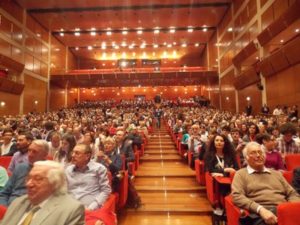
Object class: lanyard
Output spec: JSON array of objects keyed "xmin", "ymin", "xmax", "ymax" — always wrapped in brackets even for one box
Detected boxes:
[{"xmin": 216, "ymin": 155, "xmax": 224, "ymax": 169}]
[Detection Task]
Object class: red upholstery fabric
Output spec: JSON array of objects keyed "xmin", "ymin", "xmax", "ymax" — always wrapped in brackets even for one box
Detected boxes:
[
  {"xmin": 277, "ymin": 202, "xmax": 300, "ymax": 225},
  {"xmin": 0, "ymin": 156, "xmax": 12, "ymax": 170},
  {"xmin": 134, "ymin": 151, "xmax": 139, "ymax": 170},
  {"xmin": 195, "ymin": 160, "xmax": 206, "ymax": 185},
  {"xmin": 205, "ymin": 172, "xmax": 217, "ymax": 206},
  {"xmin": 117, "ymin": 170, "xmax": 128, "ymax": 209},
  {"xmin": 85, "ymin": 208, "xmax": 116, "ymax": 225},
  {"xmin": 282, "ymin": 170, "xmax": 293, "ymax": 184},
  {"xmin": 225, "ymin": 195, "xmax": 249, "ymax": 225},
  {"xmin": 285, "ymin": 154, "xmax": 300, "ymax": 171},
  {"xmin": 0, "ymin": 205, "xmax": 7, "ymax": 220}
]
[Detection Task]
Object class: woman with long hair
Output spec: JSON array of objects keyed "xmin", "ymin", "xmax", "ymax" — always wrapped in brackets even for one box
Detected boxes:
[
  {"xmin": 204, "ymin": 134, "xmax": 239, "ymax": 177},
  {"xmin": 53, "ymin": 133, "xmax": 76, "ymax": 167}
]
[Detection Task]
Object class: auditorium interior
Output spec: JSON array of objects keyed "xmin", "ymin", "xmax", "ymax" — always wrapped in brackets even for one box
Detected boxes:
[{"xmin": 0, "ymin": 0, "xmax": 300, "ymax": 225}]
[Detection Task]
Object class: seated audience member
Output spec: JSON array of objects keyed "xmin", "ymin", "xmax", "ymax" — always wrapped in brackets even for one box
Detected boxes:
[
  {"xmin": 0, "ymin": 166, "xmax": 8, "ymax": 191},
  {"xmin": 115, "ymin": 130, "xmax": 135, "ymax": 168},
  {"xmin": 0, "ymin": 160, "xmax": 85, "ymax": 225},
  {"xmin": 242, "ymin": 122, "xmax": 259, "ymax": 143},
  {"xmin": 232, "ymin": 142, "xmax": 300, "ymax": 225},
  {"xmin": 48, "ymin": 132, "xmax": 61, "ymax": 157},
  {"xmin": 256, "ymin": 134, "xmax": 284, "ymax": 170},
  {"xmin": 0, "ymin": 140, "xmax": 49, "ymax": 206},
  {"xmin": 53, "ymin": 133, "xmax": 76, "ymax": 167},
  {"xmin": 231, "ymin": 128, "xmax": 246, "ymax": 167},
  {"xmin": 8, "ymin": 132, "xmax": 33, "ymax": 173},
  {"xmin": 127, "ymin": 125, "xmax": 143, "ymax": 149},
  {"xmin": 65, "ymin": 144, "xmax": 111, "ymax": 210},
  {"xmin": 277, "ymin": 123, "xmax": 299, "ymax": 156},
  {"xmin": 204, "ymin": 134, "xmax": 239, "ymax": 177},
  {"xmin": 97, "ymin": 137, "xmax": 122, "ymax": 192},
  {"xmin": 0, "ymin": 128, "xmax": 17, "ymax": 156},
  {"xmin": 292, "ymin": 167, "xmax": 300, "ymax": 194},
  {"xmin": 188, "ymin": 124, "xmax": 207, "ymax": 162},
  {"xmin": 42, "ymin": 121, "xmax": 55, "ymax": 141}
]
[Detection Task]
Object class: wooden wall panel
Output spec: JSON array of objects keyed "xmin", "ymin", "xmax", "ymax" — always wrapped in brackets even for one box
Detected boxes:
[
  {"xmin": 50, "ymin": 37, "xmax": 67, "ymax": 74},
  {"xmin": 261, "ymin": 5, "xmax": 274, "ymax": 31},
  {"xmin": 23, "ymin": 75, "xmax": 47, "ymax": 113},
  {"xmin": 218, "ymin": 8, "xmax": 232, "ymax": 38},
  {"xmin": 0, "ymin": 37, "xmax": 11, "ymax": 57},
  {"xmin": 238, "ymin": 83, "xmax": 262, "ymax": 114},
  {"xmin": 0, "ymin": 91, "xmax": 20, "ymax": 116},
  {"xmin": 220, "ymin": 69, "xmax": 236, "ymax": 112},
  {"xmin": 0, "ymin": 0, "xmax": 23, "ymax": 22},
  {"xmin": 273, "ymin": 0, "xmax": 289, "ymax": 20},
  {"xmin": 49, "ymin": 86, "xmax": 65, "ymax": 111},
  {"xmin": 266, "ymin": 63, "xmax": 300, "ymax": 109},
  {"xmin": 208, "ymin": 33, "xmax": 218, "ymax": 69}
]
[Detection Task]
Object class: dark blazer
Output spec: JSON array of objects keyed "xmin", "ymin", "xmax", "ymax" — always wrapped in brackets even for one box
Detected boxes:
[
  {"xmin": 292, "ymin": 167, "xmax": 300, "ymax": 194},
  {"xmin": 119, "ymin": 139, "xmax": 135, "ymax": 162}
]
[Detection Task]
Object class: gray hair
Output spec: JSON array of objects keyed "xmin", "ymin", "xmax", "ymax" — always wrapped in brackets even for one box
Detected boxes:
[
  {"xmin": 33, "ymin": 160, "xmax": 67, "ymax": 194},
  {"xmin": 242, "ymin": 142, "xmax": 265, "ymax": 162},
  {"xmin": 31, "ymin": 139, "xmax": 49, "ymax": 155}
]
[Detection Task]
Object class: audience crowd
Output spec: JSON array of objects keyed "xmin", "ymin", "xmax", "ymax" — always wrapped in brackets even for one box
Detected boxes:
[{"xmin": 0, "ymin": 99, "xmax": 299, "ymax": 225}]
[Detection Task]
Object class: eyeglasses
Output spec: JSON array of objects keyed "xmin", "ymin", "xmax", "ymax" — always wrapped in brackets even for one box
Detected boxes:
[
  {"xmin": 26, "ymin": 176, "xmax": 47, "ymax": 184},
  {"xmin": 248, "ymin": 150, "xmax": 264, "ymax": 156}
]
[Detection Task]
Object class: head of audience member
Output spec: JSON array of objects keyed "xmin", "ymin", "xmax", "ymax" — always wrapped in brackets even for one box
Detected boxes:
[
  {"xmin": 221, "ymin": 125, "xmax": 231, "ymax": 137},
  {"xmin": 28, "ymin": 140, "xmax": 49, "ymax": 165},
  {"xmin": 44, "ymin": 121, "xmax": 55, "ymax": 131},
  {"xmin": 243, "ymin": 142, "xmax": 265, "ymax": 171},
  {"xmin": 231, "ymin": 128, "xmax": 241, "ymax": 143},
  {"xmin": 83, "ymin": 132, "xmax": 95, "ymax": 145},
  {"xmin": 71, "ymin": 144, "xmax": 92, "ymax": 170},
  {"xmin": 247, "ymin": 122, "xmax": 259, "ymax": 136},
  {"xmin": 2, "ymin": 128, "xmax": 14, "ymax": 144},
  {"xmin": 50, "ymin": 132, "xmax": 61, "ymax": 149},
  {"xmin": 280, "ymin": 123, "xmax": 297, "ymax": 143},
  {"xmin": 209, "ymin": 134, "xmax": 234, "ymax": 155},
  {"xmin": 256, "ymin": 134, "xmax": 276, "ymax": 152},
  {"xmin": 60, "ymin": 134, "xmax": 76, "ymax": 162},
  {"xmin": 191, "ymin": 124, "xmax": 200, "ymax": 135},
  {"xmin": 115, "ymin": 130, "xmax": 125, "ymax": 144},
  {"xmin": 26, "ymin": 160, "xmax": 67, "ymax": 205},
  {"xmin": 73, "ymin": 127, "xmax": 82, "ymax": 140},
  {"xmin": 103, "ymin": 137, "xmax": 116, "ymax": 155},
  {"xmin": 16, "ymin": 132, "xmax": 34, "ymax": 154}
]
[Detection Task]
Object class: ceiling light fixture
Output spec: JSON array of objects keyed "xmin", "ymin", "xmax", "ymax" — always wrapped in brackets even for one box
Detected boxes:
[
  {"xmin": 122, "ymin": 29, "xmax": 128, "ymax": 35},
  {"xmin": 153, "ymin": 44, "xmax": 158, "ymax": 48},
  {"xmin": 203, "ymin": 28, "xmax": 208, "ymax": 32},
  {"xmin": 227, "ymin": 27, "xmax": 233, "ymax": 32},
  {"xmin": 154, "ymin": 29, "xmax": 160, "ymax": 34},
  {"xmin": 87, "ymin": 46, "xmax": 93, "ymax": 50},
  {"xmin": 181, "ymin": 43, "xmax": 187, "ymax": 47},
  {"xmin": 106, "ymin": 31, "xmax": 112, "ymax": 36},
  {"xmin": 170, "ymin": 28, "xmax": 176, "ymax": 33},
  {"xmin": 195, "ymin": 43, "xmax": 200, "ymax": 47},
  {"xmin": 188, "ymin": 27, "xmax": 194, "ymax": 33},
  {"xmin": 137, "ymin": 29, "xmax": 143, "ymax": 34}
]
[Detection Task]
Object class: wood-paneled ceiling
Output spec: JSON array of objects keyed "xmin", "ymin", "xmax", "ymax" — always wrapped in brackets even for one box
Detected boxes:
[{"xmin": 16, "ymin": 0, "xmax": 231, "ymax": 87}]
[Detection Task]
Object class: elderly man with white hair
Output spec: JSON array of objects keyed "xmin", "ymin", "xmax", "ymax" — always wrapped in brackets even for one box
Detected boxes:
[
  {"xmin": 232, "ymin": 142, "xmax": 300, "ymax": 225},
  {"xmin": 0, "ymin": 160, "xmax": 85, "ymax": 225}
]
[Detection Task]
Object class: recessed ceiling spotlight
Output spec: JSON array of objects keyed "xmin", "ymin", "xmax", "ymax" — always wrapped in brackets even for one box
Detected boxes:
[
  {"xmin": 170, "ymin": 28, "xmax": 176, "ymax": 33},
  {"xmin": 59, "ymin": 32, "xmax": 64, "ymax": 37},
  {"xmin": 167, "ymin": 44, "xmax": 172, "ymax": 48},
  {"xmin": 122, "ymin": 29, "xmax": 128, "ymax": 35},
  {"xmin": 154, "ymin": 29, "xmax": 160, "ymax": 34},
  {"xmin": 74, "ymin": 28, "xmax": 80, "ymax": 36},
  {"xmin": 90, "ymin": 31, "xmax": 96, "ymax": 36},
  {"xmin": 195, "ymin": 43, "xmax": 200, "ymax": 47},
  {"xmin": 227, "ymin": 27, "xmax": 233, "ymax": 32},
  {"xmin": 173, "ymin": 42, "xmax": 177, "ymax": 45},
  {"xmin": 137, "ymin": 29, "xmax": 143, "ymax": 34},
  {"xmin": 114, "ymin": 45, "xmax": 119, "ymax": 49},
  {"xmin": 188, "ymin": 27, "xmax": 194, "ymax": 33},
  {"xmin": 87, "ymin": 46, "xmax": 93, "ymax": 50},
  {"xmin": 181, "ymin": 43, "xmax": 187, "ymax": 47},
  {"xmin": 121, "ymin": 42, "xmax": 127, "ymax": 47},
  {"xmin": 153, "ymin": 44, "xmax": 158, "ymax": 48},
  {"xmin": 106, "ymin": 31, "xmax": 112, "ymax": 36},
  {"xmin": 295, "ymin": 28, "xmax": 300, "ymax": 33},
  {"xmin": 75, "ymin": 47, "xmax": 79, "ymax": 51},
  {"xmin": 280, "ymin": 39, "xmax": 284, "ymax": 43},
  {"xmin": 203, "ymin": 28, "xmax": 208, "ymax": 32}
]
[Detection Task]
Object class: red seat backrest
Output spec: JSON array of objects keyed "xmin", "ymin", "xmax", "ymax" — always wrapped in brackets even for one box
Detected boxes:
[{"xmin": 0, "ymin": 156, "xmax": 12, "ymax": 170}]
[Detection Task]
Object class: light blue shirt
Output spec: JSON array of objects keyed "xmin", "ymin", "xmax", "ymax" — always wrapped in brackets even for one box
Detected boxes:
[{"xmin": 65, "ymin": 161, "xmax": 111, "ymax": 210}]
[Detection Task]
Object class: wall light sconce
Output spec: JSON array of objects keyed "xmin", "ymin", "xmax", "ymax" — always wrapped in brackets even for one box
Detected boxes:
[
  {"xmin": 0, "ymin": 101, "xmax": 6, "ymax": 107},
  {"xmin": 34, "ymin": 100, "xmax": 38, "ymax": 105},
  {"xmin": 246, "ymin": 97, "xmax": 251, "ymax": 101},
  {"xmin": 226, "ymin": 97, "xmax": 229, "ymax": 101}
]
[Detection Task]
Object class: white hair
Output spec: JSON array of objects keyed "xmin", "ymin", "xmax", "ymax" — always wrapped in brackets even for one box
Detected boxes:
[
  {"xmin": 33, "ymin": 160, "xmax": 67, "ymax": 194},
  {"xmin": 242, "ymin": 142, "xmax": 265, "ymax": 163},
  {"xmin": 31, "ymin": 139, "xmax": 49, "ymax": 155}
]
